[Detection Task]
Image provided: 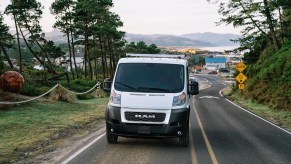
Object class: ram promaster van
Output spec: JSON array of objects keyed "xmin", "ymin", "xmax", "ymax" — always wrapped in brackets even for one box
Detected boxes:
[{"xmin": 103, "ymin": 54, "xmax": 199, "ymax": 146}]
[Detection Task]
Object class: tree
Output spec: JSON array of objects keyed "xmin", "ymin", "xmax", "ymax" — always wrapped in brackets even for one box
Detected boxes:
[
  {"xmin": 73, "ymin": 0, "xmax": 125, "ymax": 80},
  {"xmin": 148, "ymin": 44, "xmax": 161, "ymax": 54},
  {"xmin": 0, "ymin": 12, "xmax": 14, "ymax": 69},
  {"xmin": 218, "ymin": 0, "xmax": 290, "ymax": 53},
  {"xmin": 124, "ymin": 41, "xmax": 161, "ymax": 54},
  {"xmin": 42, "ymin": 40, "xmax": 65, "ymax": 63},
  {"xmin": 5, "ymin": 0, "xmax": 56, "ymax": 74},
  {"xmin": 51, "ymin": 0, "xmax": 78, "ymax": 79}
]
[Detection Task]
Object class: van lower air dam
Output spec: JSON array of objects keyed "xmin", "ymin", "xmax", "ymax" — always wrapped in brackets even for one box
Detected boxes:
[{"xmin": 103, "ymin": 54, "xmax": 199, "ymax": 146}]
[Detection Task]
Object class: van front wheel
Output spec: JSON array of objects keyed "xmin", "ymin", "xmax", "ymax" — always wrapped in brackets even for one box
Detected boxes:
[
  {"xmin": 179, "ymin": 123, "xmax": 189, "ymax": 146},
  {"xmin": 106, "ymin": 129, "xmax": 118, "ymax": 144}
]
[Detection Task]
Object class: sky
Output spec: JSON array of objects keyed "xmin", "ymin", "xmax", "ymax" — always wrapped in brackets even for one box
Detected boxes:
[{"xmin": 0, "ymin": 0, "xmax": 242, "ymax": 35}]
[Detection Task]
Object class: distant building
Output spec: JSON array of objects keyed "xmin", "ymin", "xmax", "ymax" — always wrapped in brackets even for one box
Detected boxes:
[
  {"xmin": 192, "ymin": 66, "xmax": 204, "ymax": 73},
  {"xmin": 205, "ymin": 58, "xmax": 226, "ymax": 70},
  {"xmin": 55, "ymin": 51, "xmax": 84, "ymax": 71}
]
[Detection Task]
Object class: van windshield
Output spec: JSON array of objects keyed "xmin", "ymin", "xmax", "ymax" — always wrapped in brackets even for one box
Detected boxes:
[{"xmin": 114, "ymin": 63, "xmax": 184, "ymax": 93}]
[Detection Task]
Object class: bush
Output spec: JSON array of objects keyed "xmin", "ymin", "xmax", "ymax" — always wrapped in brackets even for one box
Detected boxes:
[
  {"xmin": 49, "ymin": 85, "xmax": 77, "ymax": 103},
  {"xmin": 244, "ymin": 40, "xmax": 291, "ymax": 111},
  {"xmin": 21, "ymin": 84, "xmax": 50, "ymax": 96}
]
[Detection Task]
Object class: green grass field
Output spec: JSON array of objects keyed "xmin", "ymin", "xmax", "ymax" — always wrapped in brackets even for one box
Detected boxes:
[{"xmin": 0, "ymin": 98, "xmax": 108, "ymax": 163}]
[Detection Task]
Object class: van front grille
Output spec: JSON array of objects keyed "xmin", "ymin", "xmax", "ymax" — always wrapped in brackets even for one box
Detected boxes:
[{"xmin": 125, "ymin": 112, "xmax": 166, "ymax": 122}]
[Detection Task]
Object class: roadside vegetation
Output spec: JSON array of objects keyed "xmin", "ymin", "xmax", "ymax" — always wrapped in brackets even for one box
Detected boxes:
[
  {"xmin": 0, "ymin": 97, "xmax": 108, "ymax": 163},
  {"xmin": 219, "ymin": 0, "xmax": 290, "ymax": 111}
]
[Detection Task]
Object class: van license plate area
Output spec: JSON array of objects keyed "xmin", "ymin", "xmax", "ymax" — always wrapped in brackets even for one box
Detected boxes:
[{"xmin": 138, "ymin": 126, "xmax": 151, "ymax": 134}]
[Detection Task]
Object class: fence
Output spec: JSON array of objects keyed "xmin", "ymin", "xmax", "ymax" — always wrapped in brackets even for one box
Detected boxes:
[{"xmin": 0, "ymin": 82, "xmax": 101, "ymax": 105}]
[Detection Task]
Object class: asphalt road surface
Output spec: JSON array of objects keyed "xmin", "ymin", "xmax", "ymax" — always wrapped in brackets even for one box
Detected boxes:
[{"xmin": 60, "ymin": 75, "xmax": 291, "ymax": 164}]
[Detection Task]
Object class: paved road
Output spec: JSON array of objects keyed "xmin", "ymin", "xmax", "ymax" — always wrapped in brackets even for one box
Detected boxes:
[{"xmin": 60, "ymin": 75, "xmax": 291, "ymax": 164}]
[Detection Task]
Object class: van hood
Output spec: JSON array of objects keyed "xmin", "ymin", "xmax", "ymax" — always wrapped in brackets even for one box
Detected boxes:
[{"xmin": 121, "ymin": 92, "xmax": 174, "ymax": 109}]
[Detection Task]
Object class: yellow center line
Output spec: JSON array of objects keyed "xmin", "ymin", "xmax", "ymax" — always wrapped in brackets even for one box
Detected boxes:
[
  {"xmin": 189, "ymin": 123, "xmax": 199, "ymax": 164},
  {"xmin": 192, "ymin": 99, "xmax": 219, "ymax": 164}
]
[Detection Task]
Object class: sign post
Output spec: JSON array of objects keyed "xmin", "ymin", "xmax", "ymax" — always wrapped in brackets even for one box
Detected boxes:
[{"xmin": 235, "ymin": 61, "xmax": 247, "ymax": 90}]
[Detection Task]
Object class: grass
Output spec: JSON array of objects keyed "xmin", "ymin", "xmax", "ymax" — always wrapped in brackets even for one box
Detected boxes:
[
  {"xmin": 0, "ymin": 98, "xmax": 108, "ymax": 163},
  {"xmin": 223, "ymin": 88, "xmax": 291, "ymax": 132}
]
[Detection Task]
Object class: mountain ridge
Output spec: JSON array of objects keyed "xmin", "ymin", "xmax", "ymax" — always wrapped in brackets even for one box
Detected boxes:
[{"xmin": 39, "ymin": 30, "xmax": 241, "ymax": 47}]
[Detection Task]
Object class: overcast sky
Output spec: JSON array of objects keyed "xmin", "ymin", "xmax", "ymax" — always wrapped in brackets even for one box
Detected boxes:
[{"xmin": 0, "ymin": 0, "xmax": 242, "ymax": 35}]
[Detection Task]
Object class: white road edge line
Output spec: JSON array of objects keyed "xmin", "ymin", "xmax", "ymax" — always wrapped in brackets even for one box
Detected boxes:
[
  {"xmin": 219, "ymin": 90, "xmax": 224, "ymax": 97},
  {"xmin": 61, "ymin": 133, "xmax": 106, "ymax": 164},
  {"xmin": 219, "ymin": 89, "xmax": 291, "ymax": 135}
]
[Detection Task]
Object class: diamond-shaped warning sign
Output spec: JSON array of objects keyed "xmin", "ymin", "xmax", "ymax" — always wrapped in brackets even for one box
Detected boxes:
[
  {"xmin": 236, "ymin": 73, "xmax": 247, "ymax": 83},
  {"xmin": 236, "ymin": 62, "xmax": 247, "ymax": 72}
]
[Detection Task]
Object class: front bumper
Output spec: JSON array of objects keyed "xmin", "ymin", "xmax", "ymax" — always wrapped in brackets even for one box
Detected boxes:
[{"xmin": 105, "ymin": 105, "xmax": 190, "ymax": 138}]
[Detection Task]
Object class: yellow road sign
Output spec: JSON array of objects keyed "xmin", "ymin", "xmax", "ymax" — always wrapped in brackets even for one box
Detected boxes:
[
  {"xmin": 238, "ymin": 83, "xmax": 245, "ymax": 90},
  {"xmin": 236, "ymin": 73, "xmax": 247, "ymax": 83},
  {"xmin": 236, "ymin": 62, "xmax": 247, "ymax": 72}
]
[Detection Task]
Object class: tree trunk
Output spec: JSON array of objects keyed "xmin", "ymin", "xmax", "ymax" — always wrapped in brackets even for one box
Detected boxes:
[
  {"xmin": 99, "ymin": 35, "xmax": 106, "ymax": 79},
  {"xmin": 66, "ymin": 30, "xmax": 74, "ymax": 79},
  {"xmin": 84, "ymin": 25, "xmax": 93, "ymax": 80},
  {"xmin": 0, "ymin": 43, "xmax": 14, "ymax": 68},
  {"xmin": 14, "ymin": 15, "xmax": 22, "ymax": 73},
  {"xmin": 84, "ymin": 23, "xmax": 88, "ymax": 79},
  {"xmin": 93, "ymin": 36, "xmax": 98, "ymax": 80},
  {"xmin": 278, "ymin": 7, "xmax": 285, "ymax": 44},
  {"xmin": 70, "ymin": 31, "xmax": 79, "ymax": 79},
  {"xmin": 108, "ymin": 36, "xmax": 114, "ymax": 79},
  {"xmin": 103, "ymin": 37, "xmax": 109, "ymax": 78},
  {"xmin": 263, "ymin": 0, "xmax": 279, "ymax": 51}
]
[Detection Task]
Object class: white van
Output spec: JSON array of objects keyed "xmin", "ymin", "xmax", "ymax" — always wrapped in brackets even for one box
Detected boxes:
[{"xmin": 103, "ymin": 54, "xmax": 199, "ymax": 146}]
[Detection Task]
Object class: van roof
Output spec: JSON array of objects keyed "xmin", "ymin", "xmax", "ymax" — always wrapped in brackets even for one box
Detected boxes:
[
  {"xmin": 118, "ymin": 57, "xmax": 188, "ymax": 65},
  {"xmin": 126, "ymin": 54, "xmax": 185, "ymax": 59}
]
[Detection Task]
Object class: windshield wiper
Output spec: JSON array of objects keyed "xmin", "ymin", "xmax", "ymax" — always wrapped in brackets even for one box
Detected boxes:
[
  {"xmin": 137, "ymin": 87, "xmax": 171, "ymax": 93},
  {"xmin": 115, "ymin": 81, "xmax": 138, "ymax": 91}
]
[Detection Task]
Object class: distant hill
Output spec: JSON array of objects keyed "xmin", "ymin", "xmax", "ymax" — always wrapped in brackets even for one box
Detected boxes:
[
  {"xmin": 39, "ymin": 30, "xmax": 241, "ymax": 47},
  {"xmin": 180, "ymin": 32, "xmax": 241, "ymax": 46},
  {"xmin": 45, "ymin": 29, "xmax": 66, "ymax": 43},
  {"xmin": 125, "ymin": 32, "xmax": 241, "ymax": 47},
  {"xmin": 125, "ymin": 34, "xmax": 215, "ymax": 47}
]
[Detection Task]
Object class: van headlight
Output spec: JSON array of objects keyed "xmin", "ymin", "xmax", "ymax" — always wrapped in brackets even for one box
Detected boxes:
[
  {"xmin": 110, "ymin": 90, "xmax": 121, "ymax": 105},
  {"xmin": 172, "ymin": 92, "xmax": 186, "ymax": 107}
]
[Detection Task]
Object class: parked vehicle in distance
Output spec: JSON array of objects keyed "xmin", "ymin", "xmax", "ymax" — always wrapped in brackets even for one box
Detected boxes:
[
  {"xmin": 208, "ymin": 71, "xmax": 217, "ymax": 75},
  {"xmin": 103, "ymin": 54, "xmax": 199, "ymax": 146},
  {"xmin": 217, "ymin": 68, "xmax": 230, "ymax": 77},
  {"xmin": 189, "ymin": 73, "xmax": 195, "ymax": 80}
]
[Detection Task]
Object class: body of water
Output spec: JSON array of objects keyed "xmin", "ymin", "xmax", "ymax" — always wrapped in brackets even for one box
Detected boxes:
[{"xmin": 198, "ymin": 46, "xmax": 240, "ymax": 51}]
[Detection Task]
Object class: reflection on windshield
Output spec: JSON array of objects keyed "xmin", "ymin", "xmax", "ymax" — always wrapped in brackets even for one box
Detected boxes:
[{"xmin": 114, "ymin": 63, "xmax": 184, "ymax": 93}]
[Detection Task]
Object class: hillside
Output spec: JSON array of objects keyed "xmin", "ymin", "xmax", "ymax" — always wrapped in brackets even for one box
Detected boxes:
[
  {"xmin": 44, "ymin": 30, "xmax": 241, "ymax": 47},
  {"xmin": 45, "ymin": 29, "xmax": 66, "ymax": 43},
  {"xmin": 125, "ymin": 34, "xmax": 215, "ymax": 47},
  {"xmin": 181, "ymin": 32, "xmax": 241, "ymax": 46},
  {"xmin": 244, "ymin": 40, "xmax": 291, "ymax": 111}
]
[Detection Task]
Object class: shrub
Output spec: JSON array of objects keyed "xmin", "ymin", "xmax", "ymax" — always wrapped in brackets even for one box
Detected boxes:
[
  {"xmin": 49, "ymin": 85, "xmax": 77, "ymax": 103},
  {"xmin": 244, "ymin": 40, "xmax": 291, "ymax": 111}
]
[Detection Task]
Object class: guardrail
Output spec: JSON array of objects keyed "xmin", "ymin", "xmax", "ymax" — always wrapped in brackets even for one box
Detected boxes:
[{"xmin": 0, "ymin": 82, "xmax": 101, "ymax": 105}]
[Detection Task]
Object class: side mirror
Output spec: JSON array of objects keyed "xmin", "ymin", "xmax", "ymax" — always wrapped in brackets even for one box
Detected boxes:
[
  {"xmin": 189, "ymin": 80, "xmax": 199, "ymax": 95},
  {"xmin": 103, "ymin": 78, "xmax": 112, "ymax": 93}
]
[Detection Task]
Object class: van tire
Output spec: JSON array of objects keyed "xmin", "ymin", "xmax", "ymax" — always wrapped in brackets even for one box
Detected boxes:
[
  {"xmin": 178, "ymin": 126, "xmax": 189, "ymax": 146},
  {"xmin": 179, "ymin": 113, "xmax": 190, "ymax": 147},
  {"xmin": 106, "ymin": 129, "xmax": 118, "ymax": 144}
]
